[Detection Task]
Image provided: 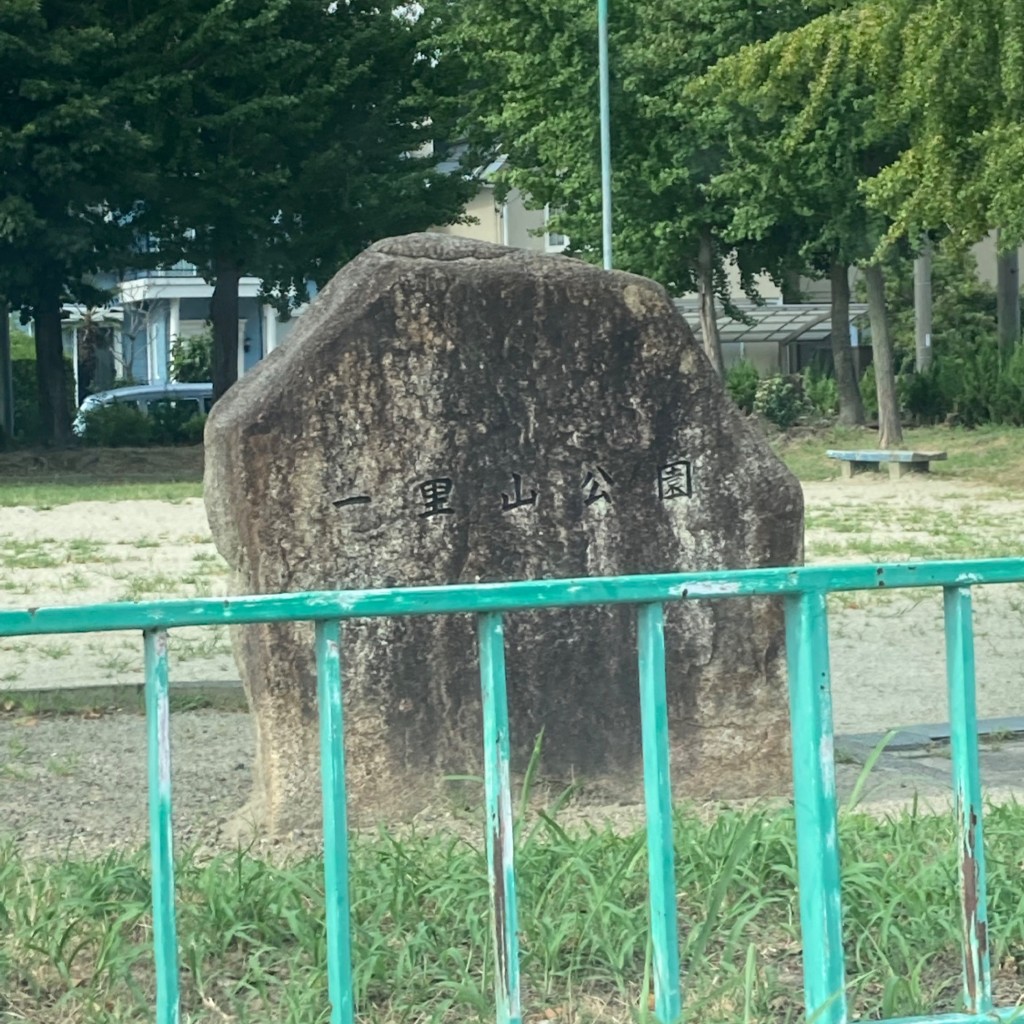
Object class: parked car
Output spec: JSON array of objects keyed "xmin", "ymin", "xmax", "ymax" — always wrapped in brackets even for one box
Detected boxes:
[{"xmin": 73, "ymin": 382, "xmax": 214, "ymax": 437}]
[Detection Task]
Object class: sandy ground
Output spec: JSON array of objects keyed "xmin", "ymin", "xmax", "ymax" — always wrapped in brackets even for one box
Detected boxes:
[{"xmin": 2, "ymin": 474, "xmax": 1023, "ymax": 734}]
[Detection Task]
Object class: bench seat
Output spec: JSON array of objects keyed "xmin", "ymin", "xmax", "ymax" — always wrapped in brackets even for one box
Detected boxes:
[{"xmin": 825, "ymin": 449, "xmax": 948, "ymax": 479}]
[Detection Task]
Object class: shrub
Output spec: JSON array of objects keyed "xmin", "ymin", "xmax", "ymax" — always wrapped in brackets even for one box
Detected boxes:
[
  {"xmin": 725, "ymin": 360, "xmax": 759, "ymax": 414},
  {"xmin": 170, "ymin": 331, "xmax": 212, "ymax": 383},
  {"xmin": 11, "ymin": 356, "xmax": 76, "ymax": 444},
  {"xmin": 859, "ymin": 365, "xmax": 878, "ymax": 421},
  {"xmin": 149, "ymin": 400, "xmax": 201, "ymax": 445},
  {"xmin": 80, "ymin": 404, "xmax": 154, "ymax": 447},
  {"xmin": 753, "ymin": 374, "xmax": 808, "ymax": 429},
  {"xmin": 802, "ymin": 367, "xmax": 838, "ymax": 417},
  {"xmin": 179, "ymin": 412, "xmax": 207, "ymax": 446},
  {"xmin": 899, "ymin": 366, "xmax": 948, "ymax": 424}
]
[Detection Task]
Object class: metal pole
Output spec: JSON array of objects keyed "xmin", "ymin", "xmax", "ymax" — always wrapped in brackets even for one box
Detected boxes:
[
  {"xmin": 914, "ymin": 236, "xmax": 933, "ymax": 372},
  {"xmin": 598, "ymin": 0, "xmax": 612, "ymax": 270}
]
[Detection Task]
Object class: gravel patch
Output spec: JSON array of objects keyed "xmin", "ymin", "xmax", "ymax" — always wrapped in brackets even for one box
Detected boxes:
[
  {"xmin": 5, "ymin": 703, "xmax": 1024, "ymax": 860},
  {"xmin": 0, "ymin": 708, "xmax": 254, "ymax": 859}
]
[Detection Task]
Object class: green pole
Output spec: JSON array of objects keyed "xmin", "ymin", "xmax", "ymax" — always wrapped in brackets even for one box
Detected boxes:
[{"xmin": 598, "ymin": 0, "xmax": 612, "ymax": 270}]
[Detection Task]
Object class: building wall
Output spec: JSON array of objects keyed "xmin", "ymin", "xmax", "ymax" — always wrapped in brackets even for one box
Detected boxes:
[
  {"xmin": 971, "ymin": 231, "xmax": 1024, "ymax": 287},
  {"xmin": 430, "ymin": 187, "xmax": 548, "ymax": 251}
]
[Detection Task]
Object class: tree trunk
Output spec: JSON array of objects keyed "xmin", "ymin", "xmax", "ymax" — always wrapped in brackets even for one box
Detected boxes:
[
  {"xmin": 830, "ymin": 260, "xmax": 865, "ymax": 425},
  {"xmin": 914, "ymin": 236, "xmax": 933, "ymax": 372},
  {"xmin": 210, "ymin": 257, "xmax": 243, "ymax": 402},
  {"xmin": 34, "ymin": 283, "xmax": 72, "ymax": 446},
  {"xmin": 0, "ymin": 302, "xmax": 12, "ymax": 445},
  {"xmin": 781, "ymin": 267, "xmax": 803, "ymax": 304},
  {"xmin": 996, "ymin": 232, "xmax": 1020, "ymax": 359},
  {"xmin": 864, "ymin": 263, "xmax": 903, "ymax": 448},
  {"xmin": 697, "ymin": 230, "xmax": 724, "ymax": 375}
]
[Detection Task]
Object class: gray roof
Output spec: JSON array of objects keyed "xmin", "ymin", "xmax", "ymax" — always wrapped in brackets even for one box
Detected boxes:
[{"xmin": 673, "ymin": 299, "xmax": 869, "ymax": 345}]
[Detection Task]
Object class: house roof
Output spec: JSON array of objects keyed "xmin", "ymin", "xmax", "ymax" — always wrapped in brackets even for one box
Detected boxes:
[
  {"xmin": 673, "ymin": 299, "xmax": 869, "ymax": 346},
  {"xmin": 434, "ymin": 144, "xmax": 507, "ymax": 183}
]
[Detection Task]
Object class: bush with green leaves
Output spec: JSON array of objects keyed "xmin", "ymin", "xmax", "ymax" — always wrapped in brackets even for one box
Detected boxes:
[
  {"xmin": 753, "ymin": 374, "xmax": 808, "ymax": 429},
  {"xmin": 170, "ymin": 331, "xmax": 213, "ymax": 383},
  {"xmin": 802, "ymin": 367, "xmax": 838, "ymax": 417},
  {"xmin": 859, "ymin": 364, "xmax": 879, "ymax": 421},
  {"xmin": 79, "ymin": 403, "xmax": 154, "ymax": 447},
  {"xmin": 10, "ymin": 356, "xmax": 76, "ymax": 445},
  {"xmin": 149, "ymin": 400, "xmax": 201, "ymax": 445},
  {"xmin": 725, "ymin": 360, "xmax": 759, "ymax": 414},
  {"xmin": 180, "ymin": 412, "xmax": 207, "ymax": 445}
]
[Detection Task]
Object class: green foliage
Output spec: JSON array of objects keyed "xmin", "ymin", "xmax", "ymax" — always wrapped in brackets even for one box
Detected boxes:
[
  {"xmin": 0, "ymin": 0, "xmax": 142, "ymax": 442},
  {"xmin": 803, "ymin": 367, "xmax": 839, "ymax": 417},
  {"xmin": 170, "ymin": 333, "xmax": 212, "ymax": 384},
  {"xmin": 859, "ymin": 364, "xmax": 879, "ymax": 420},
  {"xmin": 862, "ymin": 0, "xmax": 1024, "ymax": 248},
  {"xmin": 124, "ymin": 0, "xmax": 475, "ymax": 397},
  {"xmin": 898, "ymin": 367, "xmax": 946, "ymax": 424},
  {"xmin": 725, "ymin": 360, "xmax": 759, "ymax": 414},
  {"xmin": 441, "ymin": 0, "xmax": 819, "ymax": 309},
  {"xmin": 753, "ymin": 375, "xmax": 808, "ymax": 429},
  {"xmin": 179, "ymin": 412, "xmax": 207, "ymax": 446},
  {"xmin": 80, "ymin": 401, "xmax": 206, "ymax": 447},
  {"xmin": 7, "ymin": 802, "xmax": 1024, "ymax": 1021},
  {"xmin": 79, "ymin": 404, "xmax": 154, "ymax": 447},
  {"xmin": 9, "ymin": 324, "xmax": 33, "ymax": 359},
  {"xmin": 10, "ymin": 356, "xmax": 75, "ymax": 445},
  {"xmin": 929, "ymin": 335, "xmax": 1024, "ymax": 427},
  {"xmin": 850, "ymin": 239, "xmax": 1024, "ymax": 427}
]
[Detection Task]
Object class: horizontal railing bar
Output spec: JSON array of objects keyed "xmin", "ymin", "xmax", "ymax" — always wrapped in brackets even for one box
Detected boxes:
[{"xmin": 2, "ymin": 558, "xmax": 1024, "ymax": 638}]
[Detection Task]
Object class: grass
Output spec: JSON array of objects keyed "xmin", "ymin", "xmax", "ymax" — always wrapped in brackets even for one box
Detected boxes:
[
  {"xmin": 1, "ymin": 801, "xmax": 1023, "ymax": 1024},
  {"xmin": 0, "ymin": 480, "xmax": 204, "ymax": 508},
  {"xmin": 116, "ymin": 567, "xmax": 224, "ymax": 603},
  {"xmin": 773, "ymin": 424, "xmax": 1024, "ymax": 485}
]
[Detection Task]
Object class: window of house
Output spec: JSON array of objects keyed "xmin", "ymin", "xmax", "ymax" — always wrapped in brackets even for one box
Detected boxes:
[{"xmin": 543, "ymin": 205, "xmax": 569, "ymax": 252}]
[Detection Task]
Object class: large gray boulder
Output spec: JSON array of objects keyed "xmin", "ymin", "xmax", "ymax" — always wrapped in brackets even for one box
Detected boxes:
[{"xmin": 204, "ymin": 234, "xmax": 803, "ymax": 836}]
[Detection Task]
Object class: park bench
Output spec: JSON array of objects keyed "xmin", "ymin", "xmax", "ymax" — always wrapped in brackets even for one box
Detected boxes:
[{"xmin": 826, "ymin": 448, "xmax": 948, "ymax": 480}]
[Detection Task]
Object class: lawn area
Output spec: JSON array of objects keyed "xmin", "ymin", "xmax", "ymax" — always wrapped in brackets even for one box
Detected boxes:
[
  {"xmin": 773, "ymin": 424, "xmax": 1024, "ymax": 485},
  {"xmin": 3, "ymin": 801, "xmax": 1023, "ymax": 1024},
  {"xmin": 0, "ymin": 446, "xmax": 204, "ymax": 507}
]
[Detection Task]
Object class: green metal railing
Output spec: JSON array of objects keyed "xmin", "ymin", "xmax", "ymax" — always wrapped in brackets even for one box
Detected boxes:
[{"xmin": 2, "ymin": 558, "xmax": 1023, "ymax": 1024}]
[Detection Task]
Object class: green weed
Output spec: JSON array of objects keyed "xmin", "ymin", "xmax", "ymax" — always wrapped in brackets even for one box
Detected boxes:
[{"xmin": 2, "ymin": 800, "xmax": 1024, "ymax": 1023}]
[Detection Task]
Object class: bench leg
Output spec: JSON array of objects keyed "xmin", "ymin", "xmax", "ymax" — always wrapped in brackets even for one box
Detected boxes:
[
  {"xmin": 888, "ymin": 461, "xmax": 911, "ymax": 480},
  {"xmin": 842, "ymin": 461, "xmax": 880, "ymax": 478}
]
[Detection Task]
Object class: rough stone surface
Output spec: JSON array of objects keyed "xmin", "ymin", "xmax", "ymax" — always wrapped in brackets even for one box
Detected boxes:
[{"xmin": 204, "ymin": 233, "xmax": 804, "ymax": 835}]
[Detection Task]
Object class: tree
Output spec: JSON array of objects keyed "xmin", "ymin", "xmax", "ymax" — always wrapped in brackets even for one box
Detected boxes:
[
  {"xmin": 440, "ymin": 0, "xmax": 826, "ymax": 374},
  {"xmin": 697, "ymin": 6, "xmax": 914, "ymax": 435},
  {"xmin": 120, "ymin": 0, "xmax": 476, "ymax": 401},
  {"xmin": 0, "ymin": 0, "xmax": 141, "ymax": 444},
  {"xmin": 861, "ymin": 0, "xmax": 1024, "ymax": 249}
]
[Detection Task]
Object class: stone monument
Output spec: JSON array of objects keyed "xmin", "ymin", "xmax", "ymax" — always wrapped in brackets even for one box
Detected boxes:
[{"xmin": 204, "ymin": 234, "xmax": 804, "ymax": 835}]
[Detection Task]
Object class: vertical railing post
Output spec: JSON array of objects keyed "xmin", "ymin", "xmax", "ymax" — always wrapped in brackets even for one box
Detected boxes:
[
  {"xmin": 783, "ymin": 591, "xmax": 847, "ymax": 1023},
  {"xmin": 316, "ymin": 620, "xmax": 355, "ymax": 1024},
  {"xmin": 478, "ymin": 612, "xmax": 523, "ymax": 1024},
  {"xmin": 943, "ymin": 585, "xmax": 993, "ymax": 1015},
  {"xmin": 144, "ymin": 627, "xmax": 180, "ymax": 1024},
  {"xmin": 637, "ymin": 603, "xmax": 682, "ymax": 1024}
]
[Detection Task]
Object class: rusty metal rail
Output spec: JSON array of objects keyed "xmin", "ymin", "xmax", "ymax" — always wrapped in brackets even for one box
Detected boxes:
[{"xmin": 2, "ymin": 557, "xmax": 1022, "ymax": 1023}]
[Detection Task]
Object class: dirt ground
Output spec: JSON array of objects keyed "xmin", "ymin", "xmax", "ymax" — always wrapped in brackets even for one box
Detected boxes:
[{"xmin": 2, "ymin": 465, "xmax": 1023, "ymax": 735}]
